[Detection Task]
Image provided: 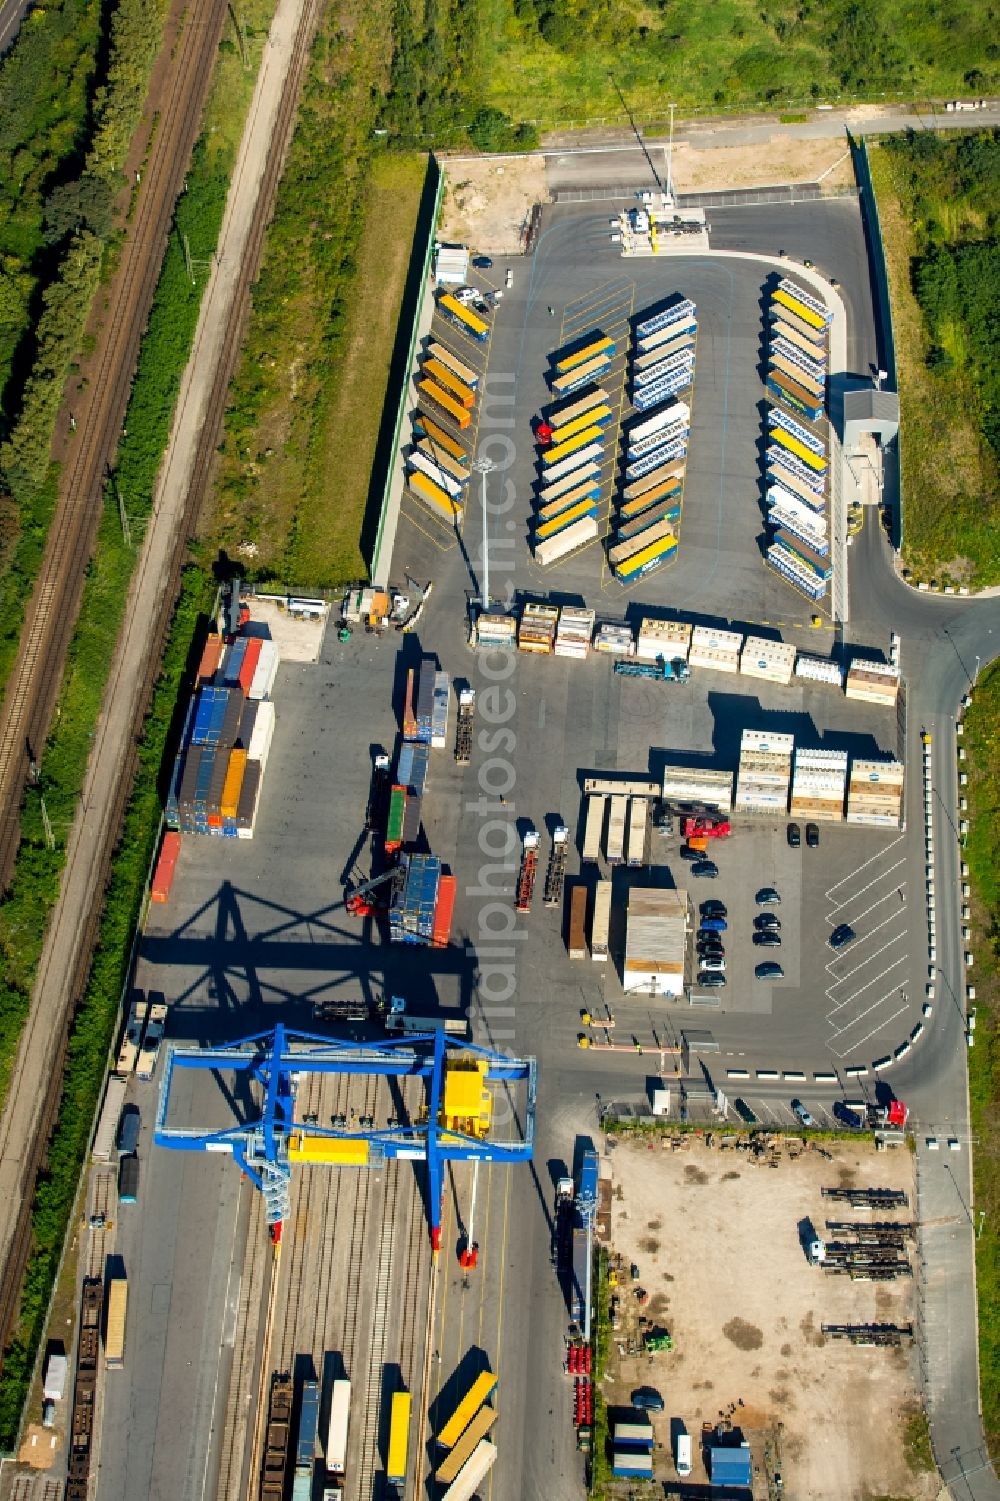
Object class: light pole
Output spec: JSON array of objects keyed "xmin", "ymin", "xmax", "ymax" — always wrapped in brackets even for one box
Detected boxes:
[
  {"xmin": 974, "ymin": 655, "xmax": 981, "ymax": 686},
  {"xmin": 472, "ymin": 456, "xmax": 494, "ymax": 610},
  {"xmin": 667, "ymin": 102, "xmax": 676, "ymax": 203}
]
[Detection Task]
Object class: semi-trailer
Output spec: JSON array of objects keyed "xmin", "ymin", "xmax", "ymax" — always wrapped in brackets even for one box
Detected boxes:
[
  {"xmin": 418, "ymin": 379, "xmax": 472, "ymax": 429},
  {"xmin": 766, "ymin": 448, "xmax": 826, "ymax": 499},
  {"xmin": 386, "ymin": 1391, "xmax": 411, "ymax": 1487},
  {"xmin": 544, "ymin": 826, "xmax": 569, "ymax": 906},
  {"xmin": 554, "ymin": 336, "xmax": 616, "ymax": 374},
  {"xmin": 767, "ymin": 371, "xmax": 824, "ymax": 423},
  {"xmin": 567, "ymin": 885, "xmax": 588, "ymax": 958},
  {"xmin": 628, "ymin": 401, "xmax": 690, "ymax": 452},
  {"xmin": 408, "ymin": 449, "xmax": 466, "ymax": 500},
  {"xmin": 516, "ymin": 830, "xmax": 540, "ymax": 913},
  {"xmin": 543, "ymin": 441, "xmax": 604, "ymax": 485},
  {"xmin": 438, "ymin": 293, "xmax": 490, "ymax": 342},
  {"xmin": 412, "ymin": 411, "xmax": 468, "ymax": 461},
  {"xmin": 548, "ymin": 387, "xmax": 610, "ymax": 428},
  {"xmin": 634, "ymin": 367, "xmax": 694, "ymax": 410},
  {"xmin": 770, "ymin": 353, "xmax": 824, "ymax": 402},
  {"xmin": 408, "ymin": 468, "xmax": 464, "ymax": 525},
  {"xmin": 539, "ymin": 460, "xmax": 601, "ymax": 505},
  {"xmin": 326, "ymin": 1378, "xmax": 350, "ymax": 1486},
  {"xmin": 606, "ymin": 796, "xmax": 628, "ymax": 864},
  {"xmin": 634, "ymin": 329, "xmax": 695, "ymax": 369},
  {"xmin": 136, "ymin": 997, "xmax": 167, "ymax": 1080},
  {"xmin": 771, "ymin": 335, "xmax": 826, "ymax": 382},
  {"xmin": 626, "ymin": 437, "xmax": 688, "ymax": 481},
  {"xmin": 454, "ymin": 688, "xmax": 475, "ymax": 764},
  {"xmin": 541, "ymin": 424, "xmax": 605, "ymax": 468},
  {"xmin": 619, "ymin": 481, "xmax": 680, "ymax": 523},
  {"xmin": 616, "ymin": 500, "xmax": 679, "ymax": 541},
  {"xmin": 770, "ymin": 506, "xmax": 830, "ymax": 552},
  {"xmin": 636, "ymin": 297, "xmax": 697, "ymax": 341},
  {"xmin": 550, "ymin": 404, "xmax": 613, "ymax": 443},
  {"xmin": 613, "ymin": 531, "xmax": 678, "ymax": 581},
  {"xmin": 537, "ymin": 478, "xmax": 601, "ymax": 525},
  {"xmin": 633, "ymin": 347, "xmax": 695, "ymax": 388},
  {"xmin": 116, "ymin": 995, "xmax": 149, "ymax": 1076},
  {"xmin": 608, "ymin": 516, "xmax": 678, "ymax": 568},
  {"xmin": 591, "ymin": 879, "xmax": 611, "ymax": 960},
  {"xmin": 773, "ymin": 529, "xmax": 833, "ymax": 580},
  {"xmin": 534, "ymin": 497, "xmax": 599, "ymax": 542},
  {"xmin": 626, "ymin": 798, "xmax": 647, "ymax": 866},
  {"xmin": 766, "ymin": 484, "xmax": 828, "ymax": 531},
  {"xmin": 582, "ymin": 795, "xmax": 606, "ymax": 862},
  {"xmin": 771, "ymin": 427, "xmax": 826, "ymax": 472},
  {"xmin": 92, "ymin": 1075, "xmax": 128, "ymax": 1162},
  {"xmin": 435, "ymin": 1406, "xmax": 497, "ymax": 1486},
  {"xmin": 770, "ymin": 314, "xmax": 828, "ymax": 359},
  {"xmin": 440, "ymin": 1440, "xmax": 498, "ymax": 1501},
  {"xmin": 438, "ymin": 1371, "xmax": 499, "ymax": 1448},
  {"xmin": 551, "ymin": 355, "xmax": 613, "ymax": 397},
  {"xmin": 775, "ymin": 278, "xmax": 832, "ymax": 327},
  {"xmin": 428, "ymin": 341, "xmax": 479, "ymax": 390},
  {"xmin": 533, "ymin": 515, "xmax": 599, "ymax": 566},
  {"xmin": 118, "ymin": 1152, "xmax": 139, "ymax": 1204},
  {"xmin": 293, "ymin": 1379, "xmax": 321, "ymax": 1501},
  {"xmin": 423, "ymin": 359, "xmax": 476, "ymax": 408},
  {"xmin": 105, "ymin": 1277, "xmax": 128, "ymax": 1367},
  {"xmin": 622, "ymin": 459, "xmax": 684, "ymax": 501},
  {"xmin": 415, "ymin": 438, "xmax": 470, "ymax": 484}
]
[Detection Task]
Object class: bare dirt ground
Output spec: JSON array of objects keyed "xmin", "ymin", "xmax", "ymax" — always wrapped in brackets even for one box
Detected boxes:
[
  {"xmin": 439, "ymin": 153, "xmax": 548, "ymax": 252},
  {"xmin": 604, "ymin": 1133, "xmax": 937, "ymax": 1501},
  {"xmin": 674, "ymin": 136, "xmax": 855, "ymax": 192}
]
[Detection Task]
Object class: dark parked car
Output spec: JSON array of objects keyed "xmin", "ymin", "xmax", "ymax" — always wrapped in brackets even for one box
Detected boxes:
[
  {"xmin": 753, "ymin": 931, "xmax": 782, "ymax": 948},
  {"xmin": 733, "ymin": 1098, "xmax": 759, "ymax": 1124},
  {"xmin": 754, "ymin": 913, "xmax": 781, "ymax": 932},
  {"xmin": 472, "ymin": 254, "xmax": 493, "ymax": 268},
  {"xmin": 756, "ymin": 887, "xmax": 781, "ymax": 905},
  {"xmin": 787, "ymin": 823, "xmax": 801, "ymax": 848},
  {"xmin": 692, "ymin": 861, "xmax": 719, "ymax": 879},
  {"xmin": 631, "ymin": 1387, "xmax": 665, "ymax": 1412},
  {"xmin": 829, "ymin": 923, "xmax": 856, "ymax": 950},
  {"xmin": 697, "ymin": 971, "xmax": 727, "ymax": 987},
  {"xmin": 834, "ymin": 1100, "xmax": 865, "ymax": 1129},
  {"xmin": 701, "ymin": 900, "xmax": 727, "ymax": 917},
  {"xmin": 755, "ymin": 962, "xmax": 784, "ymax": 980},
  {"xmin": 806, "ymin": 823, "xmax": 819, "ymax": 848},
  {"xmin": 680, "ymin": 845, "xmax": 704, "ymax": 861}
]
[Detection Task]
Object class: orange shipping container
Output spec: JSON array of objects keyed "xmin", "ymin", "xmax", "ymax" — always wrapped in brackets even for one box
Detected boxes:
[
  {"xmin": 221, "ymin": 749, "xmax": 247, "ymax": 820},
  {"xmin": 432, "ymin": 875, "xmax": 457, "ymax": 948},
  {"xmin": 198, "ymin": 634, "xmax": 223, "ymax": 680},
  {"xmin": 151, "ymin": 831, "xmax": 181, "ymax": 903}
]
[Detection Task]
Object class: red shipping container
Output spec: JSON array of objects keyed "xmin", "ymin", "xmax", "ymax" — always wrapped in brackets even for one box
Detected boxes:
[
  {"xmin": 237, "ymin": 636, "xmax": 263, "ymax": 694},
  {"xmin": 198, "ymin": 634, "xmax": 223, "ymax": 680},
  {"xmin": 151, "ymin": 831, "xmax": 181, "ymax": 903},
  {"xmin": 431, "ymin": 874, "xmax": 456, "ymax": 948}
]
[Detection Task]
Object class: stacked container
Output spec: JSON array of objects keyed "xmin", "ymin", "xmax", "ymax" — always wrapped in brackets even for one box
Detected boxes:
[
  {"xmin": 689, "ymin": 625, "xmax": 742, "ymax": 674},
  {"xmin": 794, "ymin": 653, "xmax": 844, "ymax": 687},
  {"xmin": 474, "ymin": 613, "xmax": 517, "ymax": 649},
  {"xmin": 846, "ymin": 759, "xmax": 904, "ymax": 827},
  {"xmin": 593, "ymin": 622, "xmax": 634, "ymax": 656},
  {"xmin": 637, "ymin": 618, "xmax": 690, "ymax": 663},
  {"xmin": 734, "ymin": 729, "xmax": 795, "ymax": 814},
  {"xmin": 739, "ymin": 635, "xmax": 796, "ymax": 685},
  {"xmin": 518, "ymin": 603, "xmax": 559, "ymax": 653},
  {"xmin": 789, "ymin": 746, "xmax": 848, "ymax": 822},
  {"xmin": 415, "ymin": 659, "xmax": 436, "ymax": 743},
  {"xmin": 389, "ymin": 854, "xmax": 442, "ymax": 944},
  {"xmin": 554, "ymin": 607, "xmax": 595, "ymax": 659},
  {"xmin": 845, "ymin": 658, "xmax": 901, "ymax": 705}
]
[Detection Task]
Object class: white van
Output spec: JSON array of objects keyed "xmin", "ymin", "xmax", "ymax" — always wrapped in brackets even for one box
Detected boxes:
[{"xmin": 676, "ymin": 1428, "xmax": 692, "ymax": 1476}]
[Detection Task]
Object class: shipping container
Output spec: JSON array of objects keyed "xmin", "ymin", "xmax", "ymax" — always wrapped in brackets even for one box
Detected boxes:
[
  {"xmin": 386, "ymin": 1391, "xmax": 411, "ymax": 1485},
  {"xmin": 614, "ymin": 1421, "xmax": 654, "ymax": 1448},
  {"xmin": 551, "ymin": 355, "xmax": 613, "ymax": 397},
  {"xmin": 541, "ymin": 424, "xmax": 605, "ymax": 469},
  {"xmin": 408, "ymin": 449, "xmax": 465, "ymax": 500},
  {"xmin": 423, "ymin": 359, "xmax": 476, "ymax": 409},
  {"xmin": 607, "ymin": 517, "xmax": 677, "ymax": 568},
  {"xmin": 248, "ymin": 698, "xmax": 275, "ymax": 769},
  {"xmin": 617, "ymin": 497, "xmax": 680, "ymax": 538},
  {"xmin": 568, "ymin": 885, "xmax": 588, "ymax": 958},
  {"xmin": 535, "ymin": 497, "xmax": 598, "ymax": 542},
  {"xmin": 326, "ymin": 1378, "xmax": 350, "ymax": 1477},
  {"xmin": 770, "ymin": 315, "xmax": 828, "ymax": 360},
  {"xmin": 767, "ymin": 371, "xmax": 824, "ymax": 423},
  {"xmin": 236, "ymin": 761, "xmax": 261, "ymax": 838},
  {"xmin": 438, "ymin": 1371, "xmax": 498, "ymax": 1448},
  {"xmin": 432, "ymin": 874, "xmax": 457, "ymax": 948},
  {"xmin": 435, "ymin": 1405, "xmax": 497, "ymax": 1485},
  {"xmin": 105, "ymin": 1277, "xmax": 128, "ymax": 1367},
  {"xmin": 136, "ymin": 1000, "xmax": 167, "ymax": 1080},
  {"xmin": 92, "ymin": 1074, "xmax": 128, "ymax": 1162},
  {"xmin": 582, "ymin": 794, "xmax": 606, "ymax": 862},
  {"xmin": 533, "ymin": 514, "xmax": 599, "ymax": 567},
  {"xmin": 622, "ymin": 458, "xmax": 684, "ymax": 502},
  {"xmin": 633, "ymin": 329, "xmax": 695, "ymax": 369},
  {"xmin": 402, "ymin": 792, "xmax": 422, "ymax": 845},
  {"xmin": 539, "ymin": 460, "xmax": 601, "ymax": 506},
  {"xmin": 249, "ymin": 638, "xmax": 279, "ymax": 701},
  {"xmin": 626, "ymin": 798, "xmax": 647, "ymax": 866},
  {"xmin": 221, "ymin": 748, "xmax": 247, "ymax": 820},
  {"xmin": 418, "ymin": 379, "xmax": 473, "ymax": 430},
  {"xmin": 386, "ymin": 786, "xmax": 407, "ymax": 850},
  {"xmin": 416, "ymin": 437, "xmax": 470, "ymax": 485},
  {"xmin": 440, "ymin": 1440, "xmax": 497, "ymax": 1501},
  {"xmin": 409, "ymin": 468, "xmax": 464, "ymax": 524},
  {"xmin": 537, "ymin": 441, "xmax": 604, "ymax": 486},
  {"xmin": 612, "ymin": 1449, "xmax": 654, "ymax": 1478},
  {"xmin": 606, "ymin": 796, "xmax": 628, "ymax": 864},
  {"xmin": 413, "ymin": 411, "xmax": 468, "ymax": 462},
  {"xmin": 428, "ymin": 341, "xmax": 479, "ymax": 390},
  {"xmin": 627, "ymin": 401, "xmax": 690, "ymax": 452},
  {"xmin": 438, "ymin": 293, "xmax": 490, "ymax": 343},
  {"xmin": 554, "ymin": 336, "xmax": 615, "ymax": 375},
  {"xmin": 548, "ymin": 387, "xmax": 610, "ymax": 429},
  {"xmin": 197, "ymin": 633, "xmax": 223, "ymax": 680},
  {"xmin": 613, "ymin": 531, "xmax": 678, "ymax": 581},
  {"xmin": 591, "ymin": 879, "xmax": 611, "ymax": 960},
  {"xmin": 397, "ymin": 741, "xmax": 430, "ymax": 796},
  {"xmin": 550, "ymin": 405, "xmax": 613, "ymax": 445},
  {"xmin": 538, "ymin": 477, "xmax": 601, "ymax": 524},
  {"xmin": 151, "ymin": 830, "xmax": 181, "ymax": 903},
  {"xmin": 636, "ymin": 297, "xmax": 697, "ymax": 341},
  {"xmin": 117, "ymin": 1152, "xmax": 139, "ymax": 1204}
]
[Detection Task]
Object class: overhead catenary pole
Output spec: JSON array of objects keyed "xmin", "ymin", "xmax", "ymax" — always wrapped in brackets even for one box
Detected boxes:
[{"xmin": 667, "ymin": 102, "xmax": 676, "ymax": 203}]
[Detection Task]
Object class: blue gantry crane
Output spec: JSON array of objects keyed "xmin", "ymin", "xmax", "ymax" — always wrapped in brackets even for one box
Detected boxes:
[{"xmin": 154, "ymin": 1021, "xmax": 536, "ymax": 1252}]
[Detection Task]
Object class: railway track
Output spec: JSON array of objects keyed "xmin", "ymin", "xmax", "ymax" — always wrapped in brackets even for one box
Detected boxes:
[
  {"xmin": 9, "ymin": 1478, "xmax": 63, "ymax": 1501},
  {"xmin": 84, "ymin": 1168, "xmax": 115, "ymax": 1280},
  {"xmin": 0, "ymin": 0, "xmax": 320, "ymax": 1386}
]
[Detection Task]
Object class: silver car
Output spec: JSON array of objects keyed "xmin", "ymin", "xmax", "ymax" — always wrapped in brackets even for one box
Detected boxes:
[{"xmin": 700, "ymin": 955, "xmax": 726, "ymax": 974}]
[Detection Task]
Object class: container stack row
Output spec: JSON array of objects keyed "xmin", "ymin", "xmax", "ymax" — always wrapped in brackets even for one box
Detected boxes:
[
  {"xmin": 763, "ymin": 278, "xmax": 833, "ymax": 603},
  {"xmin": 409, "ymin": 301, "xmax": 489, "ymax": 525},
  {"xmin": 532, "ymin": 338, "xmax": 618, "ymax": 567},
  {"xmin": 608, "ymin": 297, "xmax": 698, "ymax": 584},
  {"xmin": 165, "ymin": 630, "xmax": 279, "ymax": 840}
]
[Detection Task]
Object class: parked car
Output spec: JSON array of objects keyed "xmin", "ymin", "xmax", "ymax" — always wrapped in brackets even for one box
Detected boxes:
[
  {"xmin": 829, "ymin": 923, "xmax": 856, "ymax": 950},
  {"xmin": 753, "ymin": 931, "xmax": 782, "ymax": 948},
  {"xmin": 472, "ymin": 254, "xmax": 494, "ymax": 268},
  {"xmin": 834, "ymin": 1101, "xmax": 865, "ymax": 1129},
  {"xmin": 700, "ymin": 956, "xmax": 726, "ymax": 973},
  {"xmin": 787, "ymin": 823, "xmax": 801, "ymax": 848},
  {"xmin": 631, "ymin": 1387, "xmax": 665, "ymax": 1412},
  {"xmin": 791, "ymin": 1099, "xmax": 815, "ymax": 1127},
  {"xmin": 754, "ymin": 913, "xmax": 781, "ymax": 932},
  {"xmin": 806, "ymin": 822, "xmax": 819, "ymax": 848},
  {"xmin": 697, "ymin": 971, "xmax": 727, "ymax": 987},
  {"xmin": 700, "ymin": 916, "xmax": 727, "ymax": 933},
  {"xmin": 755, "ymin": 962, "xmax": 784, "ymax": 980},
  {"xmin": 733, "ymin": 1098, "xmax": 759, "ymax": 1124},
  {"xmin": 756, "ymin": 887, "xmax": 781, "ymax": 905},
  {"xmin": 692, "ymin": 861, "xmax": 719, "ymax": 878},
  {"xmin": 680, "ymin": 845, "xmax": 704, "ymax": 861},
  {"xmin": 701, "ymin": 900, "xmax": 727, "ymax": 917}
]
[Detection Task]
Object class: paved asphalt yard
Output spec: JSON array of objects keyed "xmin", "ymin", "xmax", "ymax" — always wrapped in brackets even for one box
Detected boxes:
[{"xmin": 87, "ymin": 187, "xmax": 1000, "ymax": 1501}]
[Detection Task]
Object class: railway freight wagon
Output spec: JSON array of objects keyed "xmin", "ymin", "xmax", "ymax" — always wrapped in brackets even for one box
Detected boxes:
[{"xmin": 292, "ymin": 1379, "xmax": 321, "ymax": 1501}]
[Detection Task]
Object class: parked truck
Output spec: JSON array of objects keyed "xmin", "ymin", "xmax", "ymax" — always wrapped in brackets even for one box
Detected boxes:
[
  {"xmin": 325, "ymin": 1378, "xmax": 350, "ymax": 1492},
  {"xmin": 543, "ymin": 826, "xmax": 569, "ymax": 907},
  {"xmin": 567, "ymin": 886, "xmax": 588, "ymax": 959},
  {"xmin": 516, "ymin": 831, "xmax": 540, "ymax": 913},
  {"xmin": 384, "ymin": 997, "xmax": 469, "ymax": 1038},
  {"xmin": 614, "ymin": 656, "xmax": 690, "ymax": 682},
  {"xmin": 136, "ymin": 998, "xmax": 167, "ymax": 1080}
]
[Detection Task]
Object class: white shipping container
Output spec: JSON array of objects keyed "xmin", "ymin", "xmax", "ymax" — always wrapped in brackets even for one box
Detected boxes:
[
  {"xmin": 249, "ymin": 638, "xmax": 279, "ymax": 700},
  {"xmin": 691, "ymin": 624, "xmax": 743, "ymax": 657},
  {"xmin": 627, "ymin": 799, "xmax": 647, "ymax": 866},
  {"xmin": 92, "ymin": 1073, "xmax": 128, "ymax": 1163},
  {"xmin": 248, "ymin": 698, "xmax": 275, "ymax": 771},
  {"xmin": 591, "ymin": 879, "xmax": 612, "ymax": 959},
  {"xmin": 606, "ymin": 795, "xmax": 628, "ymax": 863},
  {"xmin": 533, "ymin": 515, "xmax": 599, "ymax": 567},
  {"xmin": 628, "ymin": 401, "xmax": 690, "ymax": 449},
  {"xmin": 43, "ymin": 1353, "xmax": 68, "ymax": 1402},
  {"xmin": 794, "ymin": 653, "xmax": 843, "ymax": 685},
  {"xmin": 739, "ymin": 635, "xmax": 796, "ymax": 684}
]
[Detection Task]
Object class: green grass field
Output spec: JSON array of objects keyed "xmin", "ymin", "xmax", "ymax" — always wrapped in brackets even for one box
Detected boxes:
[
  {"xmin": 958, "ymin": 665, "xmax": 1000, "ymax": 1452},
  {"xmin": 869, "ymin": 134, "xmax": 1000, "ymax": 586}
]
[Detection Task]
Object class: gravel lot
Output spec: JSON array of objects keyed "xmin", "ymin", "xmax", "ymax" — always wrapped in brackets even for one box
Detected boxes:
[{"xmin": 603, "ymin": 1132, "xmax": 936, "ymax": 1500}]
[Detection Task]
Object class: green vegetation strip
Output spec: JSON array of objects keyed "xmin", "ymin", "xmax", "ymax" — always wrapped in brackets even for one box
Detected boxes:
[
  {"xmin": 959, "ymin": 664, "xmax": 1000, "ymax": 1454},
  {"xmin": 589, "ymin": 1245, "xmax": 610, "ymax": 1497},
  {"xmin": 0, "ymin": 5, "xmax": 274, "ymax": 1437},
  {"xmin": 870, "ymin": 131, "xmax": 1000, "ymax": 587}
]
